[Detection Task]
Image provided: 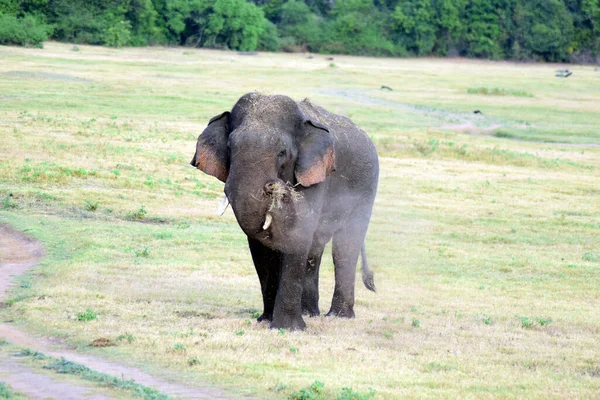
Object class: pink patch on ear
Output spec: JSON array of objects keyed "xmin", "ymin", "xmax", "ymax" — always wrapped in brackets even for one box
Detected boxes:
[
  {"xmin": 197, "ymin": 146, "xmax": 228, "ymax": 182},
  {"xmin": 325, "ymin": 146, "xmax": 335, "ymax": 173},
  {"xmin": 297, "ymin": 146, "xmax": 335, "ymax": 187}
]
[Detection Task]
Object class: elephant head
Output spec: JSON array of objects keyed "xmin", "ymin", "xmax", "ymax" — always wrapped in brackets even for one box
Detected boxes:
[{"xmin": 190, "ymin": 93, "xmax": 336, "ymax": 249}]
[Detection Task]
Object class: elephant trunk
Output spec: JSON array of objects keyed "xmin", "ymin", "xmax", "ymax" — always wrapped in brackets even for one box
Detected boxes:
[
  {"xmin": 225, "ymin": 171, "xmax": 304, "ymax": 247},
  {"xmin": 225, "ymin": 179, "xmax": 270, "ymax": 235}
]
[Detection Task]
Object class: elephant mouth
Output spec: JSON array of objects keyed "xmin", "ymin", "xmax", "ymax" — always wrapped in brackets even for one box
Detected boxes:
[
  {"xmin": 265, "ymin": 181, "xmax": 302, "ymax": 211},
  {"xmin": 223, "ymin": 180, "xmax": 303, "ymax": 236},
  {"xmin": 262, "ymin": 181, "xmax": 302, "ymax": 231}
]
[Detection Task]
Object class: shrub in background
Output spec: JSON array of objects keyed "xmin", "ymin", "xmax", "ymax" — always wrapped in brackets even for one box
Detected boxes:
[{"xmin": 0, "ymin": 13, "xmax": 48, "ymax": 47}]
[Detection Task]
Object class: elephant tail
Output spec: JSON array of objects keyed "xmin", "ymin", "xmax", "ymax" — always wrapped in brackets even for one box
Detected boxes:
[{"xmin": 361, "ymin": 243, "xmax": 376, "ymax": 292}]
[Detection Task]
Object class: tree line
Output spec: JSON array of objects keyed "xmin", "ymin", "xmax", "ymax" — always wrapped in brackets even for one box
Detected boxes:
[{"xmin": 1, "ymin": 0, "xmax": 599, "ymax": 62}]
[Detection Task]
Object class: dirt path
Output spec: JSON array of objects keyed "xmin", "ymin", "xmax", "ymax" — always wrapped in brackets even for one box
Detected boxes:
[
  {"xmin": 0, "ymin": 357, "xmax": 112, "ymax": 400},
  {"xmin": 0, "ymin": 223, "xmax": 240, "ymax": 399}
]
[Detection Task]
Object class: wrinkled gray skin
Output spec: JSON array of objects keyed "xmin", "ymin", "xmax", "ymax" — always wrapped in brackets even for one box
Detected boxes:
[{"xmin": 191, "ymin": 93, "xmax": 378, "ymax": 330}]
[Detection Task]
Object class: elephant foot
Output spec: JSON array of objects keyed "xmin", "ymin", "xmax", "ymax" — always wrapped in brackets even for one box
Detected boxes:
[
  {"xmin": 270, "ymin": 313, "xmax": 306, "ymax": 331},
  {"xmin": 326, "ymin": 307, "xmax": 355, "ymax": 318},
  {"xmin": 302, "ymin": 309, "xmax": 320, "ymax": 317},
  {"xmin": 257, "ymin": 313, "xmax": 273, "ymax": 322},
  {"xmin": 302, "ymin": 306, "xmax": 320, "ymax": 317}
]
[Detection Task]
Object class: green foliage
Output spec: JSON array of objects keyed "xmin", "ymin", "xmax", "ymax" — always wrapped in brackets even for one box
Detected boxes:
[
  {"xmin": 516, "ymin": 315, "xmax": 552, "ymax": 328},
  {"xmin": 171, "ymin": 343, "xmax": 186, "ymax": 352},
  {"xmin": 1, "ymin": 194, "xmax": 17, "ymax": 209},
  {"xmin": 0, "ymin": 382, "xmax": 12, "ymax": 398},
  {"xmin": 518, "ymin": 315, "xmax": 535, "ymax": 328},
  {"xmin": 338, "ymin": 387, "xmax": 376, "ymax": 400},
  {"xmin": 0, "ymin": 13, "xmax": 47, "ymax": 47},
  {"xmin": 289, "ymin": 381, "xmax": 375, "ymax": 400},
  {"xmin": 76, "ymin": 308, "xmax": 97, "ymax": 321},
  {"xmin": 188, "ymin": 356, "xmax": 201, "ymax": 366},
  {"xmin": 482, "ymin": 314, "xmax": 493, "ymax": 325},
  {"xmin": 1, "ymin": 0, "xmax": 598, "ymax": 64},
  {"xmin": 324, "ymin": 0, "xmax": 395, "ymax": 56},
  {"xmin": 205, "ymin": 0, "xmax": 266, "ymax": 50},
  {"xmin": 84, "ymin": 200, "xmax": 99, "ymax": 211},
  {"xmin": 432, "ymin": 0, "xmax": 467, "ymax": 55},
  {"xmin": 392, "ymin": 0, "xmax": 436, "ymax": 55},
  {"xmin": 20, "ymin": 348, "xmax": 49, "ymax": 360},
  {"xmin": 277, "ymin": 0, "xmax": 324, "ymax": 51},
  {"xmin": 153, "ymin": 231, "xmax": 173, "ymax": 239},
  {"xmin": 462, "ymin": 0, "xmax": 507, "ymax": 59},
  {"xmin": 289, "ymin": 380, "xmax": 324, "ymax": 400},
  {"xmin": 125, "ymin": 0, "xmax": 162, "ymax": 45},
  {"xmin": 512, "ymin": 0, "xmax": 574, "ymax": 61},
  {"xmin": 47, "ymin": 0, "xmax": 110, "ymax": 44},
  {"xmin": 536, "ymin": 317, "xmax": 552, "ymax": 326},
  {"xmin": 414, "ymin": 138, "xmax": 439, "ymax": 156},
  {"xmin": 104, "ymin": 19, "xmax": 132, "ymax": 47},
  {"xmin": 258, "ymin": 20, "xmax": 280, "ymax": 51},
  {"xmin": 126, "ymin": 205, "xmax": 147, "ymax": 220},
  {"xmin": 135, "ymin": 247, "xmax": 150, "ymax": 257},
  {"xmin": 116, "ymin": 332, "xmax": 135, "ymax": 343}
]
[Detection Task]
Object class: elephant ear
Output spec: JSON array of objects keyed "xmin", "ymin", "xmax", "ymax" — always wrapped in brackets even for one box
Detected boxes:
[
  {"xmin": 295, "ymin": 120, "xmax": 336, "ymax": 187},
  {"xmin": 190, "ymin": 112, "xmax": 230, "ymax": 183}
]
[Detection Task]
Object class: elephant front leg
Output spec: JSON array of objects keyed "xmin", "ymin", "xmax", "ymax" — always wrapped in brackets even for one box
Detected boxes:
[
  {"xmin": 302, "ymin": 242, "xmax": 326, "ymax": 317},
  {"xmin": 248, "ymin": 238, "xmax": 281, "ymax": 322},
  {"xmin": 271, "ymin": 252, "xmax": 308, "ymax": 331}
]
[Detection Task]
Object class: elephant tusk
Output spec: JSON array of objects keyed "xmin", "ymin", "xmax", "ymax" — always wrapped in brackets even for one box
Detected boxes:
[
  {"xmin": 262, "ymin": 213, "xmax": 273, "ymax": 230},
  {"xmin": 217, "ymin": 194, "xmax": 230, "ymax": 216}
]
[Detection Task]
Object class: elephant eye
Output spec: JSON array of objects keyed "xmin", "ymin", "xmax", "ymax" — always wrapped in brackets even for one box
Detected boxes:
[{"xmin": 278, "ymin": 149, "xmax": 287, "ymax": 158}]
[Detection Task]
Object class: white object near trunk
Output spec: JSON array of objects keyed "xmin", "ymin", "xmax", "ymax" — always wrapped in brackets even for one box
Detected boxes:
[{"xmin": 217, "ymin": 194, "xmax": 230, "ymax": 216}]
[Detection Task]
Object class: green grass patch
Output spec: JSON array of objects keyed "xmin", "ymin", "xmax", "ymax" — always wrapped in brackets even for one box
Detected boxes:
[
  {"xmin": 289, "ymin": 380, "xmax": 376, "ymax": 400},
  {"xmin": 76, "ymin": 308, "xmax": 97, "ymax": 322},
  {"xmin": 467, "ymin": 87, "xmax": 534, "ymax": 98},
  {"xmin": 0, "ymin": 382, "xmax": 27, "ymax": 400}
]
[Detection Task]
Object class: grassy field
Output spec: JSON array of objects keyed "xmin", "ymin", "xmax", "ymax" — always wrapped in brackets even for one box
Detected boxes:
[{"xmin": 1, "ymin": 42, "xmax": 599, "ymax": 399}]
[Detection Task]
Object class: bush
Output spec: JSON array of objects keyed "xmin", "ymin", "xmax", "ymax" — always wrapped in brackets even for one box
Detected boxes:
[
  {"xmin": 258, "ymin": 20, "xmax": 280, "ymax": 51},
  {"xmin": 0, "ymin": 14, "xmax": 48, "ymax": 48},
  {"xmin": 104, "ymin": 20, "xmax": 132, "ymax": 48},
  {"xmin": 204, "ymin": 0, "xmax": 267, "ymax": 51},
  {"xmin": 278, "ymin": 36, "xmax": 306, "ymax": 53}
]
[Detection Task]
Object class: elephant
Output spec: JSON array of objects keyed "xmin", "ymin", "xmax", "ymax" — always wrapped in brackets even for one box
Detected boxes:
[{"xmin": 190, "ymin": 93, "xmax": 379, "ymax": 330}]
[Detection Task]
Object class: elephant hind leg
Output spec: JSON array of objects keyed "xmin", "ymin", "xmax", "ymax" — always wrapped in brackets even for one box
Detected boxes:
[{"xmin": 327, "ymin": 214, "xmax": 370, "ymax": 318}]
